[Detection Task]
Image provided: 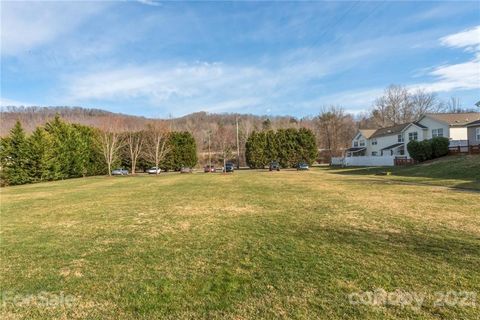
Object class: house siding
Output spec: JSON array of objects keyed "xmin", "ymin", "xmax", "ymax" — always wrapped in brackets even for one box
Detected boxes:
[
  {"xmin": 468, "ymin": 125, "xmax": 480, "ymax": 146},
  {"xmin": 368, "ymin": 134, "xmax": 404, "ymax": 156},
  {"xmin": 402, "ymin": 125, "xmax": 427, "ymax": 158},
  {"xmin": 417, "ymin": 117, "xmax": 450, "ymax": 140}
]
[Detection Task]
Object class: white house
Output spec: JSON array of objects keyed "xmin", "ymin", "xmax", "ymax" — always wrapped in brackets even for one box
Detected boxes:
[
  {"xmin": 336, "ymin": 112, "xmax": 480, "ymax": 166},
  {"xmin": 416, "ymin": 113, "xmax": 479, "ymax": 141}
]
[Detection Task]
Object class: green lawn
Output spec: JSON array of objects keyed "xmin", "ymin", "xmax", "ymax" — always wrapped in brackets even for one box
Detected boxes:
[
  {"xmin": 330, "ymin": 154, "xmax": 480, "ymax": 191},
  {"xmin": 1, "ymin": 168, "xmax": 479, "ymax": 319}
]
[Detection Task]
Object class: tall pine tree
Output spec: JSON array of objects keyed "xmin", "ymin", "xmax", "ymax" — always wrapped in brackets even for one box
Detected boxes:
[
  {"xmin": 245, "ymin": 131, "xmax": 267, "ymax": 169},
  {"xmin": 28, "ymin": 127, "xmax": 54, "ymax": 182},
  {"xmin": 0, "ymin": 121, "xmax": 31, "ymax": 185}
]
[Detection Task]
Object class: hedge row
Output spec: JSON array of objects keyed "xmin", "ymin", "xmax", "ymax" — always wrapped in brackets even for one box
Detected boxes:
[
  {"xmin": 0, "ymin": 117, "xmax": 198, "ymax": 186},
  {"xmin": 407, "ymin": 137, "xmax": 449, "ymax": 162},
  {"xmin": 245, "ymin": 128, "xmax": 317, "ymax": 168}
]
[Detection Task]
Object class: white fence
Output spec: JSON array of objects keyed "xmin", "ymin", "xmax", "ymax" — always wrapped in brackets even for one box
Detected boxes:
[
  {"xmin": 449, "ymin": 140, "xmax": 469, "ymax": 152},
  {"xmin": 331, "ymin": 156, "xmax": 396, "ymax": 167},
  {"xmin": 449, "ymin": 140, "xmax": 468, "ymax": 147}
]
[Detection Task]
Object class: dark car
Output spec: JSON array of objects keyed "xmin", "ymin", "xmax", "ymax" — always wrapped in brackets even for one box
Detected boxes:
[
  {"xmin": 112, "ymin": 168, "xmax": 129, "ymax": 175},
  {"xmin": 224, "ymin": 163, "xmax": 234, "ymax": 173},
  {"xmin": 180, "ymin": 167, "xmax": 193, "ymax": 173},
  {"xmin": 297, "ymin": 163, "xmax": 309, "ymax": 171},
  {"xmin": 269, "ymin": 161, "xmax": 280, "ymax": 171},
  {"xmin": 204, "ymin": 165, "xmax": 216, "ymax": 173}
]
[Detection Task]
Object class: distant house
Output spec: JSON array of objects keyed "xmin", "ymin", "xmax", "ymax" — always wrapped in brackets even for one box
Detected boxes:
[
  {"xmin": 467, "ymin": 120, "xmax": 480, "ymax": 147},
  {"xmin": 347, "ymin": 122, "xmax": 429, "ymax": 159},
  {"xmin": 337, "ymin": 112, "xmax": 480, "ymax": 166},
  {"xmin": 416, "ymin": 113, "xmax": 480, "ymax": 142},
  {"xmin": 348, "ymin": 129, "xmax": 375, "ymax": 157}
]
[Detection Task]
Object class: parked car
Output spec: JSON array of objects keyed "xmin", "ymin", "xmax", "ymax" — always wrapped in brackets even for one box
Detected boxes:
[
  {"xmin": 297, "ymin": 163, "xmax": 309, "ymax": 171},
  {"xmin": 180, "ymin": 167, "xmax": 193, "ymax": 173},
  {"xmin": 269, "ymin": 161, "xmax": 280, "ymax": 171},
  {"xmin": 146, "ymin": 167, "xmax": 161, "ymax": 174},
  {"xmin": 224, "ymin": 163, "xmax": 234, "ymax": 173},
  {"xmin": 112, "ymin": 168, "xmax": 129, "ymax": 175},
  {"xmin": 204, "ymin": 165, "xmax": 216, "ymax": 173}
]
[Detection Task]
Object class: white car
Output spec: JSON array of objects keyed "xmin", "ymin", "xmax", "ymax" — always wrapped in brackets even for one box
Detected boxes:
[
  {"xmin": 146, "ymin": 167, "xmax": 161, "ymax": 174},
  {"xmin": 112, "ymin": 168, "xmax": 129, "ymax": 175}
]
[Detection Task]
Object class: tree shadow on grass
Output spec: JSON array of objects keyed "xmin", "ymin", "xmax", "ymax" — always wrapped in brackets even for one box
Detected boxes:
[
  {"xmin": 324, "ymin": 166, "xmax": 480, "ymax": 192},
  {"xmin": 310, "ymin": 226, "xmax": 480, "ymax": 273}
]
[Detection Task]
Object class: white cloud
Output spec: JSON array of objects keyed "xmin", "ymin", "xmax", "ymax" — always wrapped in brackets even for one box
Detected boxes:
[
  {"xmin": 424, "ymin": 56, "xmax": 480, "ymax": 92},
  {"xmin": 412, "ymin": 26, "xmax": 480, "ymax": 93},
  {"xmin": 0, "ymin": 1, "xmax": 108, "ymax": 55},
  {"xmin": 137, "ymin": 0, "xmax": 162, "ymax": 7},
  {"xmin": 66, "ymin": 62, "xmax": 260, "ymax": 102},
  {"xmin": 440, "ymin": 25, "xmax": 480, "ymax": 51},
  {"xmin": 0, "ymin": 97, "xmax": 34, "ymax": 107},
  {"xmin": 62, "ymin": 44, "xmax": 376, "ymax": 116}
]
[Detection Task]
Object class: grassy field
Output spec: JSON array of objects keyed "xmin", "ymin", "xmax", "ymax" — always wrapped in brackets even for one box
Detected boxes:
[
  {"xmin": 1, "ymin": 165, "xmax": 479, "ymax": 319},
  {"xmin": 331, "ymin": 154, "xmax": 480, "ymax": 191}
]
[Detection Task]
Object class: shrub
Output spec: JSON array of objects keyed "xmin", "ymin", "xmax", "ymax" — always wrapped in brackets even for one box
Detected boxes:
[
  {"xmin": 408, "ymin": 137, "xmax": 449, "ymax": 162},
  {"xmin": 431, "ymin": 137, "xmax": 449, "ymax": 158},
  {"xmin": 407, "ymin": 140, "xmax": 423, "ymax": 162},
  {"xmin": 423, "ymin": 139, "xmax": 433, "ymax": 161}
]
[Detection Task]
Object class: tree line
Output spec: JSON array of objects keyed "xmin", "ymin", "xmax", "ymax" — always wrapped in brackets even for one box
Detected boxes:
[
  {"xmin": 1, "ymin": 84, "xmax": 478, "ymax": 183},
  {"xmin": 245, "ymin": 128, "xmax": 317, "ymax": 168},
  {"xmin": 0, "ymin": 116, "xmax": 197, "ymax": 186}
]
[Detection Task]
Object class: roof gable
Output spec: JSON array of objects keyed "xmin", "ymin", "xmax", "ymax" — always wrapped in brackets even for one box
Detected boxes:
[
  {"xmin": 359, "ymin": 129, "xmax": 376, "ymax": 139},
  {"xmin": 354, "ymin": 129, "xmax": 376, "ymax": 140}
]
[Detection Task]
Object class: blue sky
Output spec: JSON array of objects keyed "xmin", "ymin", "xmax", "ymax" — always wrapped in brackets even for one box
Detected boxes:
[{"xmin": 1, "ymin": 1, "xmax": 479, "ymax": 117}]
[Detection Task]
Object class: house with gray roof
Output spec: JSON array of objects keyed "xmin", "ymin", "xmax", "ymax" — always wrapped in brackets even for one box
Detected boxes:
[{"xmin": 343, "ymin": 112, "xmax": 480, "ymax": 165}]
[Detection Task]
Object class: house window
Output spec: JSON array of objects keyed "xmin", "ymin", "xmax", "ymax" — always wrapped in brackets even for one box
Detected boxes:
[
  {"xmin": 359, "ymin": 140, "xmax": 365, "ymax": 147},
  {"xmin": 371, "ymin": 151, "xmax": 378, "ymax": 156},
  {"xmin": 353, "ymin": 141, "xmax": 358, "ymax": 147},
  {"xmin": 398, "ymin": 134, "xmax": 404, "ymax": 143},
  {"xmin": 371, "ymin": 139, "xmax": 377, "ymax": 145},
  {"xmin": 408, "ymin": 132, "xmax": 418, "ymax": 141},
  {"xmin": 432, "ymin": 128, "xmax": 444, "ymax": 137},
  {"xmin": 477, "ymin": 128, "xmax": 480, "ymax": 141}
]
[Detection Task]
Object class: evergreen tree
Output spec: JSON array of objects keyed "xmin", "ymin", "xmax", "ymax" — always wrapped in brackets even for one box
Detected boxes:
[
  {"xmin": 45, "ymin": 116, "xmax": 73, "ymax": 179},
  {"xmin": 0, "ymin": 121, "xmax": 31, "ymax": 185},
  {"xmin": 28, "ymin": 127, "xmax": 54, "ymax": 182},
  {"xmin": 163, "ymin": 132, "xmax": 197, "ymax": 170},
  {"xmin": 245, "ymin": 131, "xmax": 267, "ymax": 168},
  {"xmin": 296, "ymin": 128, "xmax": 318, "ymax": 165},
  {"xmin": 45, "ymin": 115, "xmax": 90, "ymax": 179},
  {"xmin": 276, "ymin": 128, "xmax": 298, "ymax": 168},
  {"xmin": 72, "ymin": 124, "xmax": 106, "ymax": 176},
  {"xmin": 264, "ymin": 130, "xmax": 278, "ymax": 163}
]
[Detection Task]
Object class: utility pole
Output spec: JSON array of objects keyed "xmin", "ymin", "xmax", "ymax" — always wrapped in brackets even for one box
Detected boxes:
[
  {"xmin": 236, "ymin": 117, "xmax": 240, "ymax": 169},
  {"xmin": 208, "ymin": 131, "xmax": 211, "ymax": 167}
]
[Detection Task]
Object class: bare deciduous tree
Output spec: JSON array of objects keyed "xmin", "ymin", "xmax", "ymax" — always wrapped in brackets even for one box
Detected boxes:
[
  {"xmin": 213, "ymin": 124, "xmax": 236, "ymax": 170},
  {"xmin": 315, "ymin": 106, "xmax": 356, "ymax": 157},
  {"xmin": 125, "ymin": 130, "xmax": 144, "ymax": 175},
  {"xmin": 97, "ymin": 117, "xmax": 126, "ymax": 176},
  {"xmin": 371, "ymin": 85, "xmax": 445, "ymax": 127},
  {"xmin": 145, "ymin": 121, "xmax": 170, "ymax": 174},
  {"xmin": 411, "ymin": 90, "xmax": 447, "ymax": 120}
]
